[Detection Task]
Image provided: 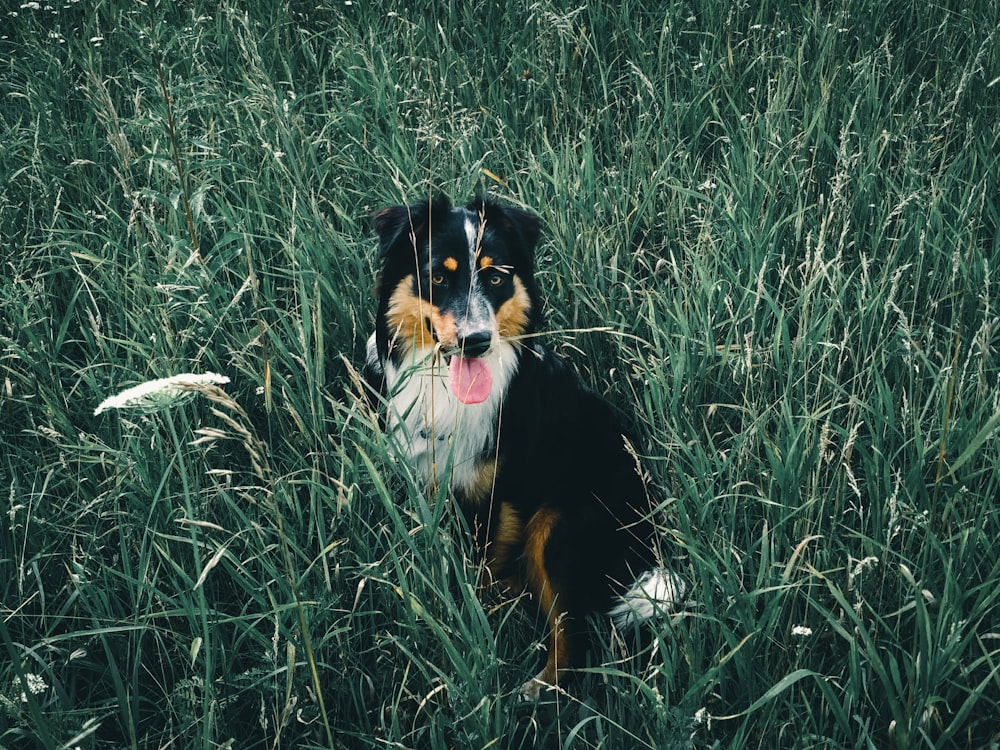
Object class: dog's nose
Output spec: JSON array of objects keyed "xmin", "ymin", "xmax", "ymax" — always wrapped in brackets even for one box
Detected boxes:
[{"xmin": 457, "ymin": 331, "xmax": 492, "ymax": 357}]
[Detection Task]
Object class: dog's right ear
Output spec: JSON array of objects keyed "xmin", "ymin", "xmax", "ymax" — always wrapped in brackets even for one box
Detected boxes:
[
  {"xmin": 372, "ymin": 196, "xmax": 451, "ymax": 259},
  {"xmin": 372, "ymin": 204, "xmax": 418, "ymax": 260}
]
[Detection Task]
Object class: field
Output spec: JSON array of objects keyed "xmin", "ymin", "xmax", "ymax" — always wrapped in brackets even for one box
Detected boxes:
[{"xmin": 2, "ymin": 1, "xmax": 999, "ymax": 747}]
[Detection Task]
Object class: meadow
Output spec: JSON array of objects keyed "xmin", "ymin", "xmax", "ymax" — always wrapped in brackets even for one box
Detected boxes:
[{"xmin": 2, "ymin": 0, "xmax": 999, "ymax": 747}]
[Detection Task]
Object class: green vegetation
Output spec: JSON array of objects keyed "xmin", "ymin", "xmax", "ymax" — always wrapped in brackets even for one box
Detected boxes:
[{"xmin": 2, "ymin": 0, "xmax": 998, "ymax": 747}]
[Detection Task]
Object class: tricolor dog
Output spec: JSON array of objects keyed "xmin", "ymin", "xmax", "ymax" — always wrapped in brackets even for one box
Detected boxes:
[{"xmin": 364, "ymin": 195, "xmax": 682, "ymax": 699}]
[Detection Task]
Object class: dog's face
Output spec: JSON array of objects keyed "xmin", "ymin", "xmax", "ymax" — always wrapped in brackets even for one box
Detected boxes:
[{"xmin": 372, "ymin": 196, "xmax": 541, "ymax": 403}]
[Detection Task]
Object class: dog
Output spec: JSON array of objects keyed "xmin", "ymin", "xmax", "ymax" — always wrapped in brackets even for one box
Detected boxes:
[{"xmin": 364, "ymin": 194, "xmax": 683, "ymax": 699}]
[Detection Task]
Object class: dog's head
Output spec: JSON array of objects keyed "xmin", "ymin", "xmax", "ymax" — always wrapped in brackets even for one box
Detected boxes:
[{"xmin": 372, "ymin": 195, "xmax": 541, "ymax": 403}]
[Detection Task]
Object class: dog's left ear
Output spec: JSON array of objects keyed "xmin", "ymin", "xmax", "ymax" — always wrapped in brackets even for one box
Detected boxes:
[{"xmin": 473, "ymin": 198, "xmax": 542, "ymax": 259}]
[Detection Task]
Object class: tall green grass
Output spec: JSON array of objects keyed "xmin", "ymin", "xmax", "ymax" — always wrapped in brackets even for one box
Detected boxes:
[{"xmin": 2, "ymin": 0, "xmax": 998, "ymax": 747}]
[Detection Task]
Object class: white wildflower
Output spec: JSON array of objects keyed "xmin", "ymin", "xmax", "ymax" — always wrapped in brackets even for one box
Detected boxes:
[
  {"xmin": 792, "ymin": 625, "xmax": 813, "ymax": 637},
  {"xmin": 19, "ymin": 673, "xmax": 47, "ymax": 701},
  {"xmin": 693, "ymin": 706, "xmax": 711, "ymax": 732},
  {"xmin": 94, "ymin": 372, "xmax": 230, "ymax": 415},
  {"xmin": 851, "ymin": 555, "xmax": 879, "ymax": 578}
]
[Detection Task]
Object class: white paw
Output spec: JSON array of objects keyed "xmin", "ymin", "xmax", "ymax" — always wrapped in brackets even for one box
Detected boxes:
[{"xmin": 518, "ymin": 675, "xmax": 549, "ymax": 702}]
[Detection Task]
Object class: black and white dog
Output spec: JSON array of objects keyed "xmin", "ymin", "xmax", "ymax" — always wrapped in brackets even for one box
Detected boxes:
[{"xmin": 364, "ymin": 195, "xmax": 682, "ymax": 699}]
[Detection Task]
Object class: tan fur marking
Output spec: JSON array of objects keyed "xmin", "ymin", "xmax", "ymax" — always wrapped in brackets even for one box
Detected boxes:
[
  {"xmin": 524, "ymin": 507, "xmax": 569, "ymax": 687},
  {"xmin": 462, "ymin": 458, "xmax": 498, "ymax": 501},
  {"xmin": 429, "ymin": 309, "xmax": 458, "ymax": 349},
  {"xmin": 386, "ymin": 276, "xmax": 435, "ymax": 351},
  {"xmin": 386, "ymin": 276, "xmax": 463, "ymax": 351},
  {"xmin": 444, "ymin": 256, "xmax": 459, "ymax": 272},
  {"xmin": 486, "ymin": 501, "xmax": 523, "ymax": 591},
  {"xmin": 495, "ymin": 276, "xmax": 532, "ymax": 341},
  {"xmin": 479, "ymin": 255, "xmax": 494, "ymax": 268}
]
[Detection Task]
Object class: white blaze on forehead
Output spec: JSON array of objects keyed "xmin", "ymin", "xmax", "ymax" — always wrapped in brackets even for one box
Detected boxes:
[
  {"xmin": 458, "ymin": 213, "xmax": 494, "ymax": 340},
  {"xmin": 463, "ymin": 216, "xmax": 479, "ymax": 257}
]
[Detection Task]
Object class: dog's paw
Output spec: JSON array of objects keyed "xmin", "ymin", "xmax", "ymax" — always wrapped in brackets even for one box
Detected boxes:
[
  {"xmin": 519, "ymin": 669, "xmax": 563, "ymax": 701},
  {"xmin": 518, "ymin": 676, "xmax": 547, "ymax": 702}
]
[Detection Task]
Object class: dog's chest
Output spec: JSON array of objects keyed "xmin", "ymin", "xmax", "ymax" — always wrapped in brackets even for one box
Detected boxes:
[{"xmin": 370, "ymin": 337, "xmax": 517, "ymax": 493}]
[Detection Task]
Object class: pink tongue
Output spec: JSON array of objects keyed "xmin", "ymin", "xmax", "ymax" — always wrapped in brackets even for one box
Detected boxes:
[{"xmin": 449, "ymin": 356, "xmax": 493, "ymax": 404}]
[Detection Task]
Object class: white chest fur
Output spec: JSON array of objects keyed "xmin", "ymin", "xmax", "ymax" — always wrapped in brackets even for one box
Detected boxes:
[{"xmin": 367, "ymin": 334, "xmax": 517, "ymax": 492}]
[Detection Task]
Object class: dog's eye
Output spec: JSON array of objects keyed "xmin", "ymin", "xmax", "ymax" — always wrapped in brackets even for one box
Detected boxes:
[
  {"xmin": 431, "ymin": 273, "xmax": 447, "ymax": 286},
  {"xmin": 487, "ymin": 273, "xmax": 506, "ymax": 287}
]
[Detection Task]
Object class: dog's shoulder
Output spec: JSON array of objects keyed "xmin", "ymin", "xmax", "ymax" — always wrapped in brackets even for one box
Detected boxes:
[
  {"xmin": 511, "ymin": 343, "xmax": 603, "ymax": 405},
  {"xmin": 505, "ymin": 343, "xmax": 628, "ymax": 444}
]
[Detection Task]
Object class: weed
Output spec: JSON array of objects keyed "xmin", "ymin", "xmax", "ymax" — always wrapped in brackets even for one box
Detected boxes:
[{"xmin": 2, "ymin": 1, "xmax": 998, "ymax": 747}]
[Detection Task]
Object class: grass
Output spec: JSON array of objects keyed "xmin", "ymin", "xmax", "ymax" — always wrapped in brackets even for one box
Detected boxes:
[{"xmin": 2, "ymin": 0, "xmax": 999, "ymax": 747}]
